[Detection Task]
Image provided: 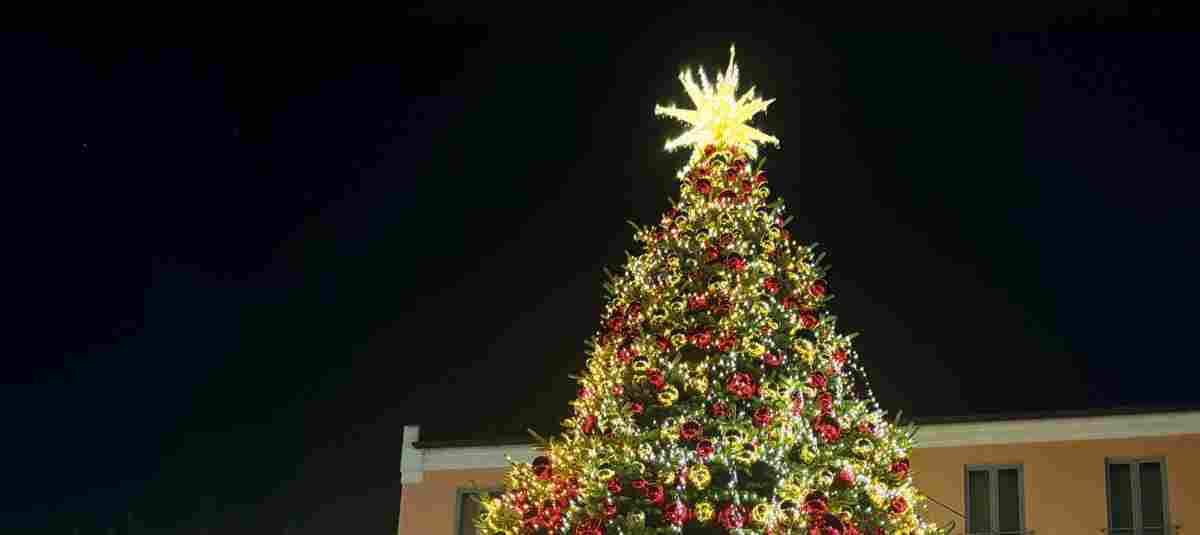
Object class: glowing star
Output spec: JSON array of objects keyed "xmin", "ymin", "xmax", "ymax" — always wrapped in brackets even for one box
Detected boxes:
[{"xmin": 655, "ymin": 45, "xmax": 779, "ymax": 161}]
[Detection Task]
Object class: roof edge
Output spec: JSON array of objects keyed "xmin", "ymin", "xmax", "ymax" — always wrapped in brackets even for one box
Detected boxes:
[{"xmin": 411, "ymin": 404, "xmax": 1200, "ymax": 450}]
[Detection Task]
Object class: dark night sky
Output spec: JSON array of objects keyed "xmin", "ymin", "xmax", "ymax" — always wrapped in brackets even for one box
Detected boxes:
[{"xmin": 6, "ymin": 12, "xmax": 1200, "ymax": 534}]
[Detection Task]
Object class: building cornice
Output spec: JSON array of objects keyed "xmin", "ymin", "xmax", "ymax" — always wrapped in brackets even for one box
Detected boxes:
[
  {"xmin": 913, "ymin": 408, "xmax": 1200, "ymax": 448},
  {"xmin": 399, "ymin": 410, "xmax": 1200, "ymax": 480}
]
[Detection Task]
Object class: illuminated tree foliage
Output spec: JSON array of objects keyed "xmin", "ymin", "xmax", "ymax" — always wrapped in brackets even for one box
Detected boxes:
[{"xmin": 477, "ymin": 46, "xmax": 942, "ymax": 535}]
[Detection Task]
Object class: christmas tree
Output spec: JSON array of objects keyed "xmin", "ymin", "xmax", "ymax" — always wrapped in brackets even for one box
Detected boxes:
[{"xmin": 477, "ymin": 46, "xmax": 942, "ymax": 535}]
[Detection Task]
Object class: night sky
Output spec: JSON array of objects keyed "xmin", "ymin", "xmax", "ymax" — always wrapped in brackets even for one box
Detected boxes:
[{"xmin": 7, "ymin": 13, "xmax": 1200, "ymax": 534}]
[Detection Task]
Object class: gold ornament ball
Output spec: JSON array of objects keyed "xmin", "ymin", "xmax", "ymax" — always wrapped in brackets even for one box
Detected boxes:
[
  {"xmin": 748, "ymin": 342, "xmax": 767, "ymax": 357},
  {"xmin": 751, "ymin": 503, "xmax": 772, "ymax": 524},
  {"xmin": 658, "ymin": 385, "xmax": 679, "ymax": 406},
  {"xmin": 779, "ymin": 481, "xmax": 804, "ymax": 501},
  {"xmin": 689, "ymin": 465, "xmax": 712, "ymax": 489},
  {"xmin": 625, "ymin": 512, "xmax": 645, "ymax": 529},
  {"xmin": 800, "ymin": 447, "xmax": 816, "ymax": 463},
  {"xmin": 659, "ymin": 470, "xmax": 675, "ymax": 485}
]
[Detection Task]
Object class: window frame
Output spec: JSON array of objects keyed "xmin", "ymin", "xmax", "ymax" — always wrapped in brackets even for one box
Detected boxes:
[
  {"xmin": 1105, "ymin": 457, "xmax": 1170, "ymax": 535},
  {"xmin": 964, "ymin": 463, "xmax": 1025, "ymax": 535},
  {"xmin": 454, "ymin": 486, "xmax": 503, "ymax": 535}
]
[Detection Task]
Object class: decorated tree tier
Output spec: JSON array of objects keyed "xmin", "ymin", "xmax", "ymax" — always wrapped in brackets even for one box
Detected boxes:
[{"xmin": 477, "ymin": 46, "xmax": 943, "ymax": 535}]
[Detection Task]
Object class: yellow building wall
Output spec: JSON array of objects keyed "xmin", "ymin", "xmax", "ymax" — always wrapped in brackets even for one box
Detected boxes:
[
  {"xmin": 401, "ymin": 433, "xmax": 1200, "ymax": 534},
  {"xmin": 911, "ymin": 433, "xmax": 1200, "ymax": 534},
  {"xmin": 399, "ymin": 468, "xmax": 507, "ymax": 535}
]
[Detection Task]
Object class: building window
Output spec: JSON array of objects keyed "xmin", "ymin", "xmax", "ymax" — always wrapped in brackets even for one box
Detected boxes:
[
  {"xmin": 456, "ymin": 488, "xmax": 502, "ymax": 535},
  {"xmin": 965, "ymin": 464, "xmax": 1024, "ymax": 535},
  {"xmin": 1106, "ymin": 458, "xmax": 1168, "ymax": 535}
]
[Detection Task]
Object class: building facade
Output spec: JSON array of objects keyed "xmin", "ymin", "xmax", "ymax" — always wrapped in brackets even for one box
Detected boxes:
[{"xmin": 398, "ymin": 408, "xmax": 1200, "ymax": 535}]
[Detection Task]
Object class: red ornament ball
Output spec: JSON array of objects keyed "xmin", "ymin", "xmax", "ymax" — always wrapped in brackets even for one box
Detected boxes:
[
  {"xmin": 713, "ymin": 298, "xmax": 732, "ymax": 316},
  {"xmin": 656, "ymin": 335, "xmax": 672, "ymax": 352},
  {"xmin": 665, "ymin": 501, "xmax": 689, "ymax": 526},
  {"xmin": 832, "ymin": 349, "xmax": 848, "ymax": 366},
  {"xmin": 606, "ymin": 316, "xmax": 623, "ymax": 333},
  {"xmin": 816, "ymin": 417, "xmax": 842, "ymax": 443},
  {"xmin": 708, "ymin": 402, "xmax": 731, "ymax": 418},
  {"xmin": 604, "ymin": 501, "xmax": 617, "ymax": 519},
  {"xmin": 617, "ymin": 345, "xmax": 636, "ymax": 364},
  {"xmin": 718, "ymin": 504, "xmax": 746, "ymax": 529},
  {"xmin": 834, "ymin": 468, "xmax": 855, "ymax": 489},
  {"xmin": 717, "ymin": 333, "xmax": 737, "ymax": 352},
  {"xmin": 646, "ymin": 368, "xmax": 666, "ymax": 390},
  {"xmin": 763, "ymin": 352, "xmax": 783, "ymax": 367},
  {"xmin": 763, "ymin": 350, "xmax": 782, "ymax": 367},
  {"xmin": 572, "ymin": 517, "xmax": 597, "ymax": 534},
  {"xmin": 809, "ymin": 279, "xmax": 828, "ymax": 298},
  {"xmin": 696, "ymin": 178, "xmax": 713, "ymax": 195},
  {"xmin": 645, "ymin": 484, "xmax": 665, "ymax": 505},
  {"xmin": 726, "ymin": 372, "xmax": 757, "ymax": 399},
  {"xmin": 538, "ymin": 506, "xmax": 561, "ymax": 528},
  {"xmin": 818, "ymin": 391, "xmax": 834, "ymax": 415},
  {"xmin": 753, "ymin": 407, "xmax": 773, "ymax": 427},
  {"xmin": 798, "ymin": 310, "xmax": 819, "ymax": 329},
  {"xmin": 580, "ymin": 414, "xmax": 597, "ymax": 434},
  {"xmin": 804, "ymin": 491, "xmax": 829, "ymax": 515},
  {"xmin": 718, "ymin": 190, "xmax": 737, "ymax": 205},
  {"xmin": 809, "ymin": 371, "xmax": 828, "ymax": 390},
  {"xmin": 763, "ymin": 277, "xmax": 781, "ymax": 294},
  {"xmin": 606, "ymin": 478, "xmax": 622, "ymax": 494},
  {"xmin": 705, "ymin": 246, "xmax": 721, "ymax": 262}
]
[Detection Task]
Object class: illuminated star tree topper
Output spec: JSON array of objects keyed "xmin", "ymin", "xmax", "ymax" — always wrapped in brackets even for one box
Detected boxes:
[{"xmin": 655, "ymin": 44, "xmax": 780, "ymax": 162}]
